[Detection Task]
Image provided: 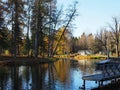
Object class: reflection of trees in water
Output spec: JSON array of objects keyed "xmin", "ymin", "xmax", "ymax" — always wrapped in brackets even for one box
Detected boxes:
[
  {"xmin": 31, "ymin": 64, "xmax": 48, "ymax": 90},
  {"xmin": 0, "ymin": 66, "xmax": 19, "ymax": 90},
  {"xmin": 78, "ymin": 60, "xmax": 98, "ymax": 75},
  {"xmin": 47, "ymin": 63, "xmax": 57, "ymax": 90},
  {"xmin": 0, "ymin": 63, "xmax": 56, "ymax": 90},
  {"xmin": 70, "ymin": 60, "xmax": 79, "ymax": 69},
  {"xmin": 0, "ymin": 60, "xmax": 98, "ymax": 90},
  {"xmin": 11, "ymin": 66, "xmax": 29, "ymax": 90},
  {"xmin": 0, "ymin": 62, "xmax": 70, "ymax": 90},
  {"xmin": 23, "ymin": 66, "xmax": 31, "ymax": 89},
  {"xmin": 11, "ymin": 66, "xmax": 32, "ymax": 90},
  {"xmin": 11, "ymin": 64, "xmax": 48, "ymax": 90},
  {"xmin": 0, "ymin": 59, "xmax": 76, "ymax": 90},
  {"xmin": 0, "ymin": 66, "xmax": 9, "ymax": 90},
  {"xmin": 42, "ymin": 59, "xmax": 70, "ymax": 90},
  {"xmin": 31, "ymin": 65, "xmax": 41, "ymax": 90},
  {"xmin": 10, "ymin": 66, "xmax": 19, "ymax": 90},
  {"xmin": 54, "ymin": 59, "xmax": 70, "ymax": 83}
]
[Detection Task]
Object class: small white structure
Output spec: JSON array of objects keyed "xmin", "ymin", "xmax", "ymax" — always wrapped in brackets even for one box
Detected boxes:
[{"xmin": 78, "ymin": 50, "xmax": 93, "ymax": 55}]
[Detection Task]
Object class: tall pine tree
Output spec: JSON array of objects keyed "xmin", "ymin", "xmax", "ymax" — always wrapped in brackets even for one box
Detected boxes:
[{"xmin": 7, "ymin": 0, "xmax": 25, "ymax": 57}]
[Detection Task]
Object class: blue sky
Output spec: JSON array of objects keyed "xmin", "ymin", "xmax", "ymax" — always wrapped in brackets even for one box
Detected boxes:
[{"xmin": 57, "ymin": 0, "xmax": 120, "ymax": 37}]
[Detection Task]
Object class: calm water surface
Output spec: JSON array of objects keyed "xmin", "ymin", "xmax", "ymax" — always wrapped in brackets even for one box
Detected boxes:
[{"xmin": 0, "ymin": 59, "xmax": 101, "ymax": 90}]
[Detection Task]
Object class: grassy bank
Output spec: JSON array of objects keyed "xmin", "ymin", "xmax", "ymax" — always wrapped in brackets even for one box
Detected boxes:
[
  {"xmin": 54, "ymin": 54, "xmax": 107, "ymax": 60},
  {"xmin": 74, "ymin": 55, "xmax": 107, "ymax": 60}
]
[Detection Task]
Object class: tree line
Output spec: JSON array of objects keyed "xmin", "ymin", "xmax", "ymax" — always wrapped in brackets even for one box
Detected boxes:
[
  {"xmin": 0, "ymin": 0, "xmax": 77, "ymax": 58},
  {"xmin": 71, "ymin": 17, "xmax": 120, "ymax": 58}
]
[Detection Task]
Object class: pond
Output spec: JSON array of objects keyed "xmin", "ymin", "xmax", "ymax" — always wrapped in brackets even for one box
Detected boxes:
[{"xmin": 0, "ymin": 59, "xmax": 101, "ymax": 90}]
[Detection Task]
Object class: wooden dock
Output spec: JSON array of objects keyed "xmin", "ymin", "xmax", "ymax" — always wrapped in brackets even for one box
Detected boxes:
[
  {"xmin": 82, "ymin": 73, "xmax": 120, "ymax": 85},
  {"xmin": 81, "ymin": 59, "xmax": 120, "ymax": 90}
]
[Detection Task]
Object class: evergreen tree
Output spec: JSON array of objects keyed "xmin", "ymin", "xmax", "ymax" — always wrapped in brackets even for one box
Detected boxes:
[
  {"xmin": 0, "ymin": 1, "xmax": 9, "ymax": 55},
  {"xmin": 7, "ymin": 0, "xmax": 26, "ymax": 57},
  {"xmin": 31, "ymin": 0, "xmax": 57, "ymax": 58}
]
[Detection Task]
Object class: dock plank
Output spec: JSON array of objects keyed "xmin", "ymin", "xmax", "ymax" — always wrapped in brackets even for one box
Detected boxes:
[
  {"xmin": 82, "ymin": 73, "xmax": 120, "ymax": 82},
  {"xmin": 82, "ymin": 74, "xmax": 103, "ymax": 81}
]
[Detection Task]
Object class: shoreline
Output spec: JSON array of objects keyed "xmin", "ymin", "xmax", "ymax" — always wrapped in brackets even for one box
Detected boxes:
[
  {"xmin": 0, "ymin": 55, "xmax": 119, "ymax": 66},
  {"xmin": 0, "ymin": 56, "xmax": 58, "ymax": 66}
]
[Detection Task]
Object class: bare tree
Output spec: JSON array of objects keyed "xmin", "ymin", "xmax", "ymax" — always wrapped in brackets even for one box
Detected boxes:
[
  {"xmin": 25, "ymin": 0, "xmax": 32, "ymax": 57},
  {"xmin": 87, "ymin": 33, "xmax": 95, "ymax": 50},
  {"xmin": 48, "ymin": 0, "xmax": 57, "ymax": 57},
  {"xmin": 95, "ymin": 28, "xmax": 110, "ymax": 58},
  {"xmin": 109, "ymin": 17, "xmax": 120, "ymax": 57},
  {"xmin": 52, "ymin": 2, "xmax": 78, "ymax": 56},
  {"xmin": 79, "ymin": 32, "xmax": 87, "ymax": 50}
]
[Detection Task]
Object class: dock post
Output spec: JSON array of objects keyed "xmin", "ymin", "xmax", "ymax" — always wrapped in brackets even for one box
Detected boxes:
[
  {"xmin": 101, "ymin": 81, "xmax": 103, "ymax": 86},
  {"xmin": 115, "ymin": 78, "xmax": 116, "ymax": 82},
  {"xmin": 99, "ymin": 81, "xmax": 100, "ymax": 87},
  {"xmin": 83, "ymin": 80, "xmax": 85, "ymax": 90},
  {"xmin": 98, "ymin": 81, "xmax": 103, "ymax": 87}
]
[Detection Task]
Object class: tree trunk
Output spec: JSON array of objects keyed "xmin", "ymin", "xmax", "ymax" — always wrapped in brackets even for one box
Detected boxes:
[
  {"xmin": 34, "ymin": 32, "xmax": 38, "ymax": 58},
  {"xmin": 116, "ymin": 45, "xmax": 119, "ymax": 57}
]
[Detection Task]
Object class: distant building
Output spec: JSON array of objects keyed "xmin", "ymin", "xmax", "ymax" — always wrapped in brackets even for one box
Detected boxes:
[{"xmin": 78, "ymin": 50, "xmax": 93, "ymax": 55}]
